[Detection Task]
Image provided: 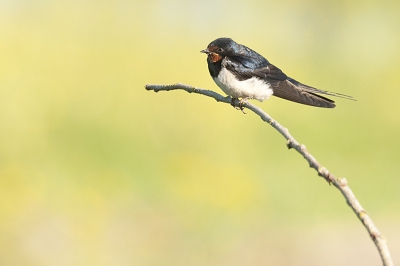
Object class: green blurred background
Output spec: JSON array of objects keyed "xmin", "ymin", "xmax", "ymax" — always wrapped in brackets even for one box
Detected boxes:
[{"xmin": 1, "ymin": 0, "xmax": 399, "ymax": 265}]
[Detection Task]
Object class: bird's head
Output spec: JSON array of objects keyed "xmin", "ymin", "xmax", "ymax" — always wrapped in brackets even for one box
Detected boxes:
[{"xmin": 200, "ymin": 37, "xmax": 237, "ymax": 63}]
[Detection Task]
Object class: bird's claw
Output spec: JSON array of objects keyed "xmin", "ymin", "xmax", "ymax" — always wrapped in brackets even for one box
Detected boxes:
[{"xmin": 230, "ymin": 97, "xmax": 247, "ymax": 114}]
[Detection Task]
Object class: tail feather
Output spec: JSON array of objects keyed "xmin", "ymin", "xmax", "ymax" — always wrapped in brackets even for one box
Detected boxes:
[
  {"xmin": 272, "ymin": 78, "xmax": 355, "ymax": 108},
  {"xmin": 288, "ymin": 77, "xmax": 356, "ymax": 101}
]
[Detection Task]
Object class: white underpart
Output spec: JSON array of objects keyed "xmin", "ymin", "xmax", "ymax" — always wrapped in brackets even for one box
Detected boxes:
[{"xmin": 213, "ymin": 67, "xmax": 273, "ymax": 102}]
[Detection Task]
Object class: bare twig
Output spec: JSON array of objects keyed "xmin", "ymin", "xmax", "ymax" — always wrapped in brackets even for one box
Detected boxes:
[{"xmin": 145, "ymin": 83, "xmax": 393, "ymax": 266}]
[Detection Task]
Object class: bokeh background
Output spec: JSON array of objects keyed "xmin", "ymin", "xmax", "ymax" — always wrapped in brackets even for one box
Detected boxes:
[{"xmin": 1, "ymin": 0, "xmax": 399, "ymax": 265}]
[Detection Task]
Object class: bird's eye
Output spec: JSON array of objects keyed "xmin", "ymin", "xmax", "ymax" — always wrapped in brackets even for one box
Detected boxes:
[{"xmin": 217, "ymin": 48, "xmax": 224, "ymax": 52}]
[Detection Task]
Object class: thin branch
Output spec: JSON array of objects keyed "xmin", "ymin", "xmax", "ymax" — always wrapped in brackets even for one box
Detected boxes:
[{"xmin": 145, "ymin": 83, "xmax": 394, "ymax": 266}]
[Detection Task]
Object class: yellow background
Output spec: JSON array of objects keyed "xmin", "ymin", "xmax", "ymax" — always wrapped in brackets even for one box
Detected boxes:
[{"xmin": 1, "ymin": 0, "xmax": 399, "ymax": 265}]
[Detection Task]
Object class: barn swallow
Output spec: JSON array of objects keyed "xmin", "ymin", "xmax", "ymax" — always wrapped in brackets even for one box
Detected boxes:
[{"xmin": 201, "ymin": 37, "xmax": 354, "ymax": 110}]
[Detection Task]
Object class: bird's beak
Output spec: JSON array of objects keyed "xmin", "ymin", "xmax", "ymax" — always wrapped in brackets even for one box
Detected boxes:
[{"xmin": 200, "ymin": 49, "xmax": 209, "ymax": 54}]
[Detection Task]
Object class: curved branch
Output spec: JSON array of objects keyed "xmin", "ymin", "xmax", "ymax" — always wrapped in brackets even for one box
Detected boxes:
[{"xmin": 145, "ymin": 83, "xmax": 393, "ymax": 266}]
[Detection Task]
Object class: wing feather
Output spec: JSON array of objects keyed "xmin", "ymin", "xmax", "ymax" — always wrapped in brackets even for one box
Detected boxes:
[{"xmin": 224, "ymin": 56, "xmax": 354, "ymax": 108}]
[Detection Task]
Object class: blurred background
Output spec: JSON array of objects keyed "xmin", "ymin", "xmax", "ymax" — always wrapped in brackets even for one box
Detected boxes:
[{"xmin": 0, "ymin": 0, "xmax": 399, "ymax": 265}]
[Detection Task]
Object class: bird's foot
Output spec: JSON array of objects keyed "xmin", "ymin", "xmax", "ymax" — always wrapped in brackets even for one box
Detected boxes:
[
  {"xmin": 237, "ymin": 97, "xmax": 253, "ymax": 114},
  {"xmin": 230, "ymin": 97, "xmax": 247, "ymax": 114},
  {"xmin": 230, "ymin": 97, "xmax": 238, "ymax": 108}
]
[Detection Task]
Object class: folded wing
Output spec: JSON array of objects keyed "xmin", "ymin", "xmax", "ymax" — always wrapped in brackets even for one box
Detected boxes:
[{"xmin": 224, "ymin": 57, "xmax": 354, "ymax": 108}]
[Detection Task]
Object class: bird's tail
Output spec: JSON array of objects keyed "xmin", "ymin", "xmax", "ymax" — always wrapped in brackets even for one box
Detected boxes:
[{"xmin": 272, "ymin": 78, "xmax": 355, "ymax": 108}]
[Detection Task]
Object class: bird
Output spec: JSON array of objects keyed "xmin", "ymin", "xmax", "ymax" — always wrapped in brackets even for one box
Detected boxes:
[{"xmin": 200, "ymin": 37, "xmax": 354, "ymax": 110}]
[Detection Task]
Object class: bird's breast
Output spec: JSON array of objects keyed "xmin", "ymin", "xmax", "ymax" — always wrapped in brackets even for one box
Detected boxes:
[{"xmin": 213, "ymin": 67, "xmax": 273, "ymax": 102}]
